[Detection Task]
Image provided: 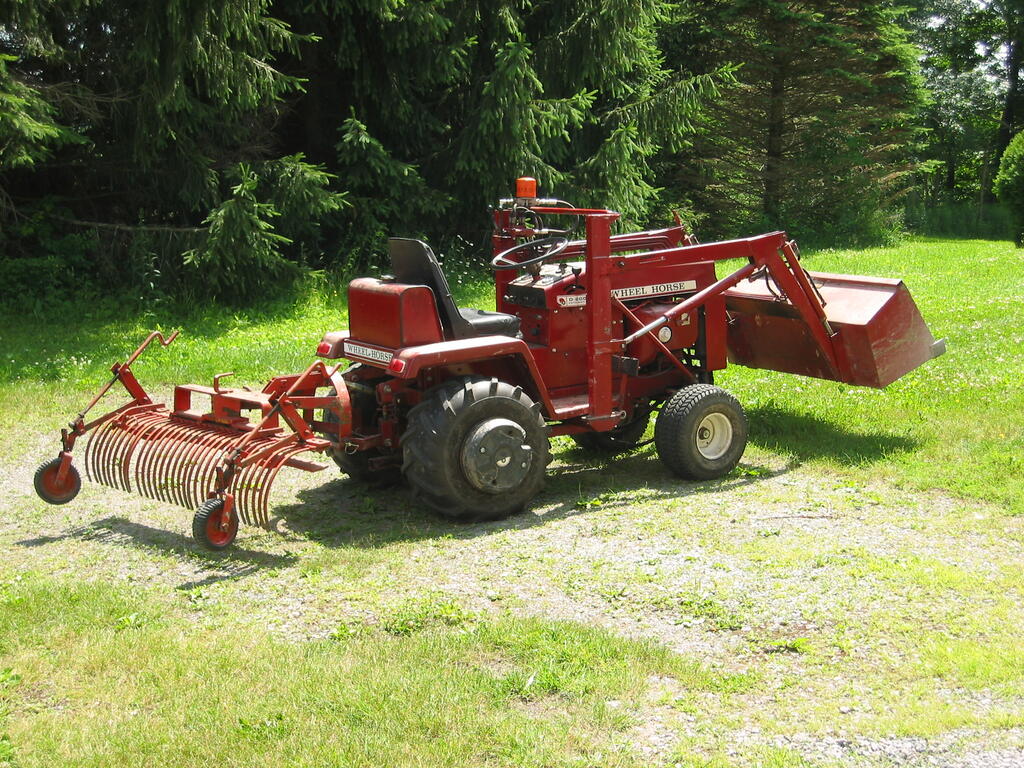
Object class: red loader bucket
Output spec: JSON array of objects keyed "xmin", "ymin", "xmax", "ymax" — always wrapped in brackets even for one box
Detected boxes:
[{"xmin": 725, "ymin": 272, "xmax": 945, "ymax": 388}]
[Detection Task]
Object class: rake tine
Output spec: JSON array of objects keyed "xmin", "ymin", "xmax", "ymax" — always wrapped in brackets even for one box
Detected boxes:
[
  {"xmin": 91, "ymin": 417, "xmax": 122, "ymax": 488},
  {"xmin": 192, "ymin": 430, "xmax": 240, "ymax": 508},
  {"xmin": 254, "ymin": 444, "xmax": 310, "ymax": 528},
  {"xmin": 136, "ymin": 417, "xmax": 183, "ymax": 503},
  {"xmin": 167, "ymin": 422, "xmax": 220, "ymax": 509},
  {"xmin": 115, "ymin": 411, "xmax": 164, "ymax": 491},
  {"xmin": 83, "ymin": 419, "xmax": 108, "ymax": 485},
  {"xmin": 161, "ymin": 421, "xmax": 210, "ymax": 507},
  {"xmin": 93, "ymin": 414, "xmax": 133, "ymax": 489},
  {"xmin": 235, "ymin": 457, "xmax": 262, "ymax": 527},
  {"xmin": 112, "ymin": 409, "xmax": 165, "ymax": 491},
  {"xmin": 191, "ymin": 431, "xmax": 238, "ymax": 508},
  {"xmin": 153, "ymin": 421, "xmax": 194, "ymax": 506}
]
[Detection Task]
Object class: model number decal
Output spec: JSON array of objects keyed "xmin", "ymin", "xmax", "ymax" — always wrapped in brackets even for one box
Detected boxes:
[
  {"xmin": 343, "ymin": 341, "xmax": 394, "ymax": 365},
  {"xmin": 556, "ymin": 293, "xmax": 588, "ymax": 307},
  {"xmin": 556, "ymin": 280, "xmax": 697, "ymax": 307}
]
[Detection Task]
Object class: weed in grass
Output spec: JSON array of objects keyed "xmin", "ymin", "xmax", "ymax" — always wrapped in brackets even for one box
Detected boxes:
[
  {"xmin": 380, "ymin": 594, "xmax": 473, "ymax": 635},
  {"xmin": 918, "ymin": 634, "xmax": 1024, "ymax": 693},
  {"xmin": 646, "ymin": 588, "xmax": 747, "ymax": 631},
  {"xmin": 236, "ymin": 712, "xmax": 289, "ymax": 740},
  {"xmin": 763, "ymin": 637, "xmax": 812, "ymax": 655},
  {"xmin": 0, "ymin": 735, "xmax": 17, "ymax": 768}
]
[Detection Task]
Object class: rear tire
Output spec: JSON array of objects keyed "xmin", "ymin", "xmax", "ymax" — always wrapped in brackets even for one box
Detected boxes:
[
  {"xmin": 571, "ymin": 410, "xmax": 650, "ymax": 454},
  {"xmin": 192, "ymin": 499, "xmax": 238, "ymax": 550},
  {"xmin": 654, "ymin": 385, "xmax": 747, "ymax": 480},
  {"xmin": 402, "ymin": 377, "xmax": 549, "ymax": 522}
]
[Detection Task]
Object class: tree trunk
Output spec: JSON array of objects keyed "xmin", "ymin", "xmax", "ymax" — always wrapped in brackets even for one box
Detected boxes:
[{"xmin": 763, "ymin": 63, "xmax": 786, "ymax": 227}]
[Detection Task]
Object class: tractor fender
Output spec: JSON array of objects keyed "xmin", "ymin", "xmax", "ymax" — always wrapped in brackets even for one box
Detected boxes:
[
  {"xmin": 390, "ymin": 336, "xmax": 555, "ymax": 416},
  {"xmin": 316, "ymin": 330, "xmax": 350, "ymax": 359}
]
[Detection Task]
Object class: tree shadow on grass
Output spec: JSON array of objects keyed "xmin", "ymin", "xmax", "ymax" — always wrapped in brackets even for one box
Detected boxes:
[
  {"xmin": 16, "ymin": 515, "xmax": 296, "ymax": 589},
  {"xmin": 746, "ymin": 404, "xmax": 919, "ymax": 465}
]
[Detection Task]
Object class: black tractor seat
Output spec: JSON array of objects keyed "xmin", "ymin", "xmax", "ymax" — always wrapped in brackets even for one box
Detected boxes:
[{"xmin": 387, "ymin": 238, "xmax": 521, "ymax": 340}]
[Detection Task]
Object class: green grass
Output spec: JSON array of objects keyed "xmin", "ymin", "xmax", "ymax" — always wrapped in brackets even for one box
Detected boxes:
[
  {"xmin": 0, "ymin": 573, "xmax": 735, "ymax": 768},
  {"xmin": 2, "ymin": 237, "xmax": 1024, "ymax": 765}
]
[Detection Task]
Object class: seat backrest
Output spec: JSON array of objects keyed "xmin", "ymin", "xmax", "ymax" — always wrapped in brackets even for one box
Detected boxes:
[{"xmin": 387, "ymin": 238, "xmax": 474, "ymax": 339}]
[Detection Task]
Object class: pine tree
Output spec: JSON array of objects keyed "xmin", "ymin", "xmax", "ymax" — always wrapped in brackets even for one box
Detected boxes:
[
  {"xmin": 659, "ymin": 1, "xmax": 924, "ymax": 244},
  {"xmin": 273, "ymin": 0, "xmax": 721, "ymax": 268},
  {"xmin": 0, "ymin": 0, "xmax": 344, "ymax": 302}
]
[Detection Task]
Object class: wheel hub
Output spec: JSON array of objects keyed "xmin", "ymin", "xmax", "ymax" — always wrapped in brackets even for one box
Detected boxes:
[
  {"xmin": 461, "ymin": 418, "xmax": 533, "ymax": 493},
  {"xmin": 694, "ymin": 412, "xmax": 733, "ymax": 460}
]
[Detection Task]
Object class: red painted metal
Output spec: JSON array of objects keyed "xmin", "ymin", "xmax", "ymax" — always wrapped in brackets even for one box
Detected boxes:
[
  {"xmin": 348, "ymin": 278, "xmax": 445, "ymax": 348},
  {"xmin": 53, "ymin": 334, "xmax": 348, "ymax": 529},
  {"xmin": 39, "ymin": 178, "xmax": 942, "ymax": 546},
  {"xmin": 725, "ymin": 271, "xmax": 943, "ymax": 388}
]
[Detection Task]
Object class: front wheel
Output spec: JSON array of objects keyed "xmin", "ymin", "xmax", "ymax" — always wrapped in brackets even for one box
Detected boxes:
[
  {"xmin": 402, "ymin": 377, "xmax": 549, "ymax": 522},
  {"xmin": 654, "ymin": 385, "xmax": 747, "ymax": 480}
]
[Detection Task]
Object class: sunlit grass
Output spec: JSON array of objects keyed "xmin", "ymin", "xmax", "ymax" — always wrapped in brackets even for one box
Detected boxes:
[{"xmin": 0, "ymin": 574, "xmax": 735, "ymax": 768}]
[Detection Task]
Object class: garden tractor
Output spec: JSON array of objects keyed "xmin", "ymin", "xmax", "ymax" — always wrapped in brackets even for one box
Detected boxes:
[{"xmin": 34, "ymin": 178, "xmax": 945, "ymax": 549}]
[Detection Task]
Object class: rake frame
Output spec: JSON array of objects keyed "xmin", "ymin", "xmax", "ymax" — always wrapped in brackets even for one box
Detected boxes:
[{"xmin": 48, "ymin": 331, "xmax": 351, "ymax": 538}]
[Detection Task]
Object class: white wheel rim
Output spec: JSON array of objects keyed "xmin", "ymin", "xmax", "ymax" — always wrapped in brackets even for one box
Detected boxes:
[{"xmin": 695, "ymin": 412, "xmax": 732, "ymax": 460}]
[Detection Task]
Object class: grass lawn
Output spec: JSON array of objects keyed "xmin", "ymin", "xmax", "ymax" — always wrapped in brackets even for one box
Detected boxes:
[{"xmin": 1, "ymin": 237, "xmax": 1023, "ymax": 767}]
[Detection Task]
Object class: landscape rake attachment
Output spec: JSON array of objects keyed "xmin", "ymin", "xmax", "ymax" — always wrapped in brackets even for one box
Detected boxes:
[{"xmin": 35, "ymin": 331, "xmax": 350, "ymax": 549}]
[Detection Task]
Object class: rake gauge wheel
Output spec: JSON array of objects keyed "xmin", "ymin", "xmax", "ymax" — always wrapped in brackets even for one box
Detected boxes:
[
  {"xmin": 192, "ymin": 498, "xmax": 238, "ymax": 551},
  {"xmin": 654, "ymin": 384, "xmax": 747, "ymax": 480},
  {"xmin": 34, "ymin": 457, "xmax": 82, "ymax": 505},
  {"xmin": 402, "ymin": 377, "xmax": 549, "ymax": 522}
]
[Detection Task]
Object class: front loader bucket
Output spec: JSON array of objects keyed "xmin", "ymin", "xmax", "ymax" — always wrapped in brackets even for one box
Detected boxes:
[{"xmin": 725, "ymin": 272, "xmax": 944, "ymax": 388}]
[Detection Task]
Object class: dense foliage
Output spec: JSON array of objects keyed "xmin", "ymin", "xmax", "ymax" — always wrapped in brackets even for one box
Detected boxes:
[
  {"xmin": 994, "ymin": 129, "xmax": 1024, "ymax": 242},
  {"xmin": 0, "ymin": 1, "xmax": 1022, "ymax": 309},
  {"xmin": 659, "ymin": 1, "xmax": 923, "ymax": 245}
]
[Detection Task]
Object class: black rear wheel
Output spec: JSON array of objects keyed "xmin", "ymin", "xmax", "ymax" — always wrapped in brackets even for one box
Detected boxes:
[
  {"xmin": 654, "ymin": 385, "xmax": 747, "ymax": 480},
  {"xmin": 402, "ymin": 377, "xmax": 549, "ymax": 522}
]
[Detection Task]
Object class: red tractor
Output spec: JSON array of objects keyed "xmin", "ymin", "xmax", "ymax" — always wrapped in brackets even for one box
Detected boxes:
[{"xmin": 35, "ymin": 178, "xmax": 944, "ymax": 549}]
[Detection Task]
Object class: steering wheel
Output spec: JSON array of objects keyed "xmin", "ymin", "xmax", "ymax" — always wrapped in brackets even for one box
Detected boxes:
[{"xmin": 491, "ymin": 235, "xmax": 569, "ymax": 271}]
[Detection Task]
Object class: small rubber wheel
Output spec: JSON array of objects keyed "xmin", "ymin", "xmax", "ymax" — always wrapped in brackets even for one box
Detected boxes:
[
  {"xmin": 192, "ymin": 499, "xmax": 238, "ymax": 550},
  {"xmin": 654, "ymin": 384, "xmax": 747, "ymax": 480},
  {"xmin": 34, "ymin": 457, "xmax": 82, "ymax": 505},
  {"xmin": 571, "ymin": 411, "xmax": 650, "ymax": 454}
]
